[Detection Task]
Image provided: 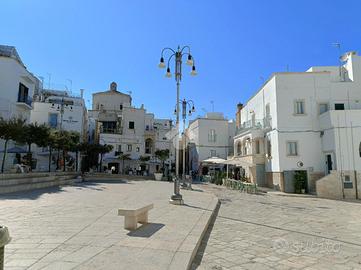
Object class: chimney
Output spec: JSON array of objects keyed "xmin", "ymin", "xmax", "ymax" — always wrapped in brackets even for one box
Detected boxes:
[
  {"xmin": 236, "ymin": 103, "xmax": 243, "ymax": 129},
  {"xmin": 80, "ymin": 89, "xmax": 84, "ymax": 98}
]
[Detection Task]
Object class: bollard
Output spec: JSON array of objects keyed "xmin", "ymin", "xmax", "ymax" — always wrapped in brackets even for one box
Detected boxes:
[{"xmin": 0, "ymin": 226, "xmax": 11, "ymax": 270}]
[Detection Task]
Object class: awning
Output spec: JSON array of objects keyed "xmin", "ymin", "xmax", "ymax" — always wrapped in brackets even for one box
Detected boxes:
[
  {"xmin": 202, "ymin": 157, "xmax": 227, "ymax": 164},
  {"xmin": 225, "ymin": 157, "xmax": 254, "ymax": 167}
]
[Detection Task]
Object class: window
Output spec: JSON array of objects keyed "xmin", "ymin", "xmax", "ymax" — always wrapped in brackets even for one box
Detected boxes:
[
  {"xmin": 129, "ymin": 121, "xmax": 135, "ymax": 129},
  {"xmin": 127, "ymin": 144, "xmax": 132, "ymax": 152},
  {"xmin": 18, "ymin": 83, "xmax": 29, "ymax": 103},
  {"xmin": 335, "ymin": 103, "xmax": 345, "ymax": 110},
  {"xmin": 294, "ymin": 100, "xmax": 305, "ymax": 115},
  {"xmin": 266, "ymin": 137, "xmax": 272, "ymax": 157},
  {"xmin": 118, "ymin": 145, "xmax": 122, "ymax": 152},
  {"xmin": 119, "ymin": 104, "xmax": 123, "ymax": 110},
  {"xmin": 287, "ymin": 142, "xmax": 298, "ymax": 156},
  {"xmin": 208, "ymin": 129, "xmax": 216, "ymax": 142},
  {"xmin": 255, "ymin": 140, "xmax": 260, "ymax": 154},
  {"xmin": 102, "ymin": 121, "xmax": 117, "ymax": 133},
  {"xmin": 319, "ymin": 103, "xmax": 329, "ymax": 115},
  {"xmin": 145, "ymin": 139, "xmax": 153, "ymax": 154},
  {"xmin": 48, "ymin": 113, "xmax": 58, "ymax": 128},
  {"xmin": 359, "ymin": 142, "xmax": 361, "ymax": 157},
  {"xmin": 210, "ymin": 150, "xmax": 216, "ymax": 157},
  {"xmin": 237, "ymin": 141, "xmax": 242, "ymax": 156}
]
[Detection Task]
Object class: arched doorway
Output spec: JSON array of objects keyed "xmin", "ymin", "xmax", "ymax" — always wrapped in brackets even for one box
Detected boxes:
[{"xmin": 145, "ymin": 138, "xmax": 153, "ymax": 154}]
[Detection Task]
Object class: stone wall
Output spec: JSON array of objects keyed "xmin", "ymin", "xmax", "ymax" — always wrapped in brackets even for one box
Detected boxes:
[
  {"xmin": 0, "ymin": 172, "xmax": 80, "ymax": 194},
  {"xmin": 316, "ymin": 170, "xmax": 361, "ymax": 200},
  {"xmin": 265, "ymin": 172, "xmax": 284, "ymax": 191}
]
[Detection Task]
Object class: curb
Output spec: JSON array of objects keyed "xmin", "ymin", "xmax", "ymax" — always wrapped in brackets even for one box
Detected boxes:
[{"xmin": 187, "ymin": 198, "xmax": 221, "ymax": 270}]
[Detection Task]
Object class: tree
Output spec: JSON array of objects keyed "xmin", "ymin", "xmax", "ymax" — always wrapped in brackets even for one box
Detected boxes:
[
  {"xmin": 0, "ymin": 118, "xmax": 26, "ymax": 173},
  {"xmin": 154, "ymin": 149, "xmax": 170, "ymax": 174},
  {"xmin": 67, "ymin": 131, "xmax": 80, "ymax": 171},
  {"xmin": 98, "ymin": 144, "xmax": 113, "ymax": 172},
  {"xmin": 21, "ymin": 123, "xmax": 50, "ymax": 171},
  {"xmin": 78, "ymin": 142, "xmax": 112, "ymax": 172},
  {"xmin": 117, "ymin": 153, "xmax": 131, "ymax": 174},
  {"xmin": 46, "ymin": 130, "xmax": 57, "ymax": 172}
]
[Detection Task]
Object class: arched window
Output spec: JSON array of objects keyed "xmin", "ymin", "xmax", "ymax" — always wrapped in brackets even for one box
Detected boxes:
[{"xmin": 237, "ymin": 141, "xmax": 242, "ymax": 156}]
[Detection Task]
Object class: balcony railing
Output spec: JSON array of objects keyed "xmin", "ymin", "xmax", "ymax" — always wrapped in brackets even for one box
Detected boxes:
[
  {"xmin": 100, "ymin": 127, "xmax": 123, "ymax": 134},
  {"xmin": 237, "ymin": 117, "xmax": 272, "ymax": 134}
]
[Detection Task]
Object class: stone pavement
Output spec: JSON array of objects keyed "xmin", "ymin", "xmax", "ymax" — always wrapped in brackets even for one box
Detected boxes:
[
  {"xmin": 0, "ymin": 180, "xmax": 218, "ymax": 270},
  {"xmin": 192, "ymin": 184, "xmax": 361, "ymax": 270}
]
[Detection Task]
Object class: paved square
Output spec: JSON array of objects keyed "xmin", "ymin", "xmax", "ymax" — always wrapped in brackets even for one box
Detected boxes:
[
  {"xmin": 0, "ymin": 180, "xmax": 218, "ymax": 270},
  {"xmin": 192, "ymin": 185, "xmax": 361, "ymax": 270}
]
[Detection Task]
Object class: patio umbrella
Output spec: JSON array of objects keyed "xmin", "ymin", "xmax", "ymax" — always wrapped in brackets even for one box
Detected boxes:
[
  {"xmin": 0, "ymin": 146, "xmax": 27, "ymax": 153},
  {"xmin": 202, "ymin": 157, "xmax": 227, "ymax": 164}
]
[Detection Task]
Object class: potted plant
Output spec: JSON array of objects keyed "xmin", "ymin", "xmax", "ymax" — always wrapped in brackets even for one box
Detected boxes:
[
  {"xmin": 154, "ymin": 149, "xmax": 169, "ymax": 181},
  {"xmin": 154, "ymin": 170, "xmax": 163, "ymax": 181},
  {"xmin": 294, "ymin": 171, "xmax": 307, "ymax": 194}
]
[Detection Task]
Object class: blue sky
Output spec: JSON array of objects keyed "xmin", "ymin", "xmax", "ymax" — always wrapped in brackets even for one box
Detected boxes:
[{"xmin": 1, "ymin": 0, "xmax": 361, "ymax": 121}]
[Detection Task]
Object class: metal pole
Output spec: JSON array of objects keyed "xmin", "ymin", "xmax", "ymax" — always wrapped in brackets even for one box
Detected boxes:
[
  {"xmin": 170, "ymin": 48, "xmax": 183, "ymax": 204},
  {"xmin": 182, "ymin": 118, "xmax": 186, "ymax": 180}
]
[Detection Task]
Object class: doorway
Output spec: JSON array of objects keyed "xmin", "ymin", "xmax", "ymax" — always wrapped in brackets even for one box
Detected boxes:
[{"xmin": 325, "ymin": 153, "xmax": 333, "ymax": 174}]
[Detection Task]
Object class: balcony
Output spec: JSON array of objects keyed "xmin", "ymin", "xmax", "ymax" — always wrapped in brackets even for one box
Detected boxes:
[
  {"xmin": 100, "ymin": 127, "xmax": 123, "ymax": 134},
  {"xmin": 236, "ymin": 117, "xmax": 272, "ymax": 136},
  {"xmin": 16, "ymin": 96, "xmax": 32, "ymax": 109}
]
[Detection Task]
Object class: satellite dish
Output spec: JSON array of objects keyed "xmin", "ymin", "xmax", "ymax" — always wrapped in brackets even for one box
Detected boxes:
[{"xmin": 297, "ymin": 161, "xmax": 304, "ymax": 168}]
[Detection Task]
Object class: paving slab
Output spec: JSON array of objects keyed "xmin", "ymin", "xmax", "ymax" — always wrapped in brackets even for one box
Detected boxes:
[
  {"xmin": 192, "ymin": 184, "xmax": 361, "ymax": 270},
  {"xmin": 0, "ymin": 180, "xmax": 219, "ymax": 270}
]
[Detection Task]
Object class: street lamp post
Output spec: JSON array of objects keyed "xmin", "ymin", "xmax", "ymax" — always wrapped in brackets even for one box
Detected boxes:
[
  {"xmin": 158, "ymin": 45, "xmax": 197, "ymax": 205},
  {"xmin": 175, "ymin": 99, "xmax": 195, "ymax": 185}
]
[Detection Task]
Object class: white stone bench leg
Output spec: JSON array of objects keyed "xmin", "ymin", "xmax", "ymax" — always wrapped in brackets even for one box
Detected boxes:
[
  {"xmin": 124, "ymin": 216, "xmax": 138, "ymax": 230},
  {"xmin": 138, "ymin": 212, "xmax": 148, "ymax": 224}
]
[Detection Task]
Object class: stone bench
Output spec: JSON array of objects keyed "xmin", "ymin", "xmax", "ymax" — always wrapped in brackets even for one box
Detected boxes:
[{"xmin": 118, "ymin": 204, "xmax": 154, "ymax": 230}]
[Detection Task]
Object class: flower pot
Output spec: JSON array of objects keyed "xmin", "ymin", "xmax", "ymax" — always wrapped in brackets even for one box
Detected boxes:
[{"xmin": 154, "ymin": 173, "xmax": 163, "ymax": 181}]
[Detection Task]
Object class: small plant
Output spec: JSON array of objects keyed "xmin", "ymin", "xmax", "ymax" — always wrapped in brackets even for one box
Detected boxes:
[{"xmin": 294, "ymin": 171, "xmax": 307, "ymax": 193}]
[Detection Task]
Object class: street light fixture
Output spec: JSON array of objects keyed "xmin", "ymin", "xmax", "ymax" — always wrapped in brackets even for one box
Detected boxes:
[{"xmin": 158, "ymin": 45, "xmax": 197, "ymax": 205}]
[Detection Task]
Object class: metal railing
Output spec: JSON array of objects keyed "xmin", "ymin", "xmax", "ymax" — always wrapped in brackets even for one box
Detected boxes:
[{"xmin": 237, "ymin": 117, "xmax": 272, "ymax": 134}]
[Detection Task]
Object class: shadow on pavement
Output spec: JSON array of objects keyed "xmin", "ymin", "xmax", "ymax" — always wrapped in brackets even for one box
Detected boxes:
[
  {"xmin": 127, "ymin": 223, "xmax": 165, "ymax": 238},
  {"xmin": 190, "ymin": 201, "xmax": 221, "ymax": 270},
  {"xmin": 0, "ymin": 185, "xmax": 67, "ymax": 200},
  {"xmin": 0, "ymin": 179, "xmax": 131, "ymax": 200}
]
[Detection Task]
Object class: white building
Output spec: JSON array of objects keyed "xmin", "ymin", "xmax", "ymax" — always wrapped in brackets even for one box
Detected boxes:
[
  {"xmin": 186, "ymin": 112, "xmax": 235, "ymax": 174},
  {"xmin": 233, "ymin": 51, "xmax": 361, "ymax": 198},
  {"xmin": 0, "ymin": 45, "xmax": 40, "ymax": 172},
  {"xmin": 0, "ymin": 45, "xmax": 39, "ymax": 121},
  {"xmin": 30, "ymin": 89, "xmax": 88, "ymax": 171},
  {"xmin": 88, "ymin": 82, "xmax": 174, "ymax": 174}
]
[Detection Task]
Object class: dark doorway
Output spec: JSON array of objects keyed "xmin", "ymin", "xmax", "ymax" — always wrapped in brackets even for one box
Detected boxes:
[
  {"xmin": 326, "ymin": 154, "xmax": 333, "ymax": 174},
  {"xmin": 108, "ymin": 163, "xmax": 119, "ymax": 174}
]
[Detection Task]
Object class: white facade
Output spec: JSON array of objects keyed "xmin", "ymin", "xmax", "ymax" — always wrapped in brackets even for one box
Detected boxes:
[
  {"xmin": 88, "ymin": 82, "xmax": 174, "ymax": 174},
  {"xmin": 0, "ymin": 45, "xmax": 40, "ymax": 172},
  {"xmin": 0, "ymin": 45, "xmax": 39, "ymax": 121},
  {"xmin": 187, "ymin": 112, "xmax": 235, "ymax": 172},
  {"xmin": 29, "ymin": 90, "xmax": 88, "ymax": 171},
  {"xmin": 234, "ymin": 51, "xmax": 361, "ymax": 194}
]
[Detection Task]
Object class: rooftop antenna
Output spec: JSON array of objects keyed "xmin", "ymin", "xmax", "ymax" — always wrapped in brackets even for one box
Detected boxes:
[
  {"xmin": 210, "ymin": 100, "xmax": 214, "ymax": 112},
  {"xmin": 47, "ymin": 73, "xmax": 52, "ymax": 89},
  {"xmin": 67, "ymin": 79, "xmax": 73, "ymax": 92},
  {"xmin": 331, "ymin": 42, "xmax": 343, "ymax": 80}
]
